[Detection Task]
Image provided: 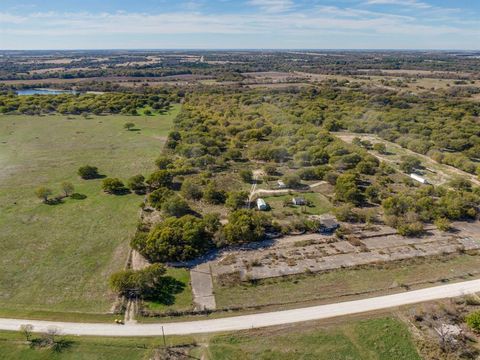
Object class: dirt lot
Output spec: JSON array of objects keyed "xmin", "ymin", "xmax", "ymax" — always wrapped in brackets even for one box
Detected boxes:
[{"xmin": 210, "ymin": 221, "xmax": 480, "ymax": 284}]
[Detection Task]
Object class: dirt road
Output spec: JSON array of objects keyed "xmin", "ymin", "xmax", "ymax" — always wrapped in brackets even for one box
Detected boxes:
[{"xmin": 2, "ymin": 279, "xmax": 480, "ymax": 337}]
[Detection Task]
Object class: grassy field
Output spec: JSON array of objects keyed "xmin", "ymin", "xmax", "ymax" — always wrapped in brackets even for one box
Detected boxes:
[
  {"xmin": 0, "ymin": 330, "xmax": 194, "ymax": 360},
  {"xmin": 0, "ymin": 316, "xmax": 420, "ymax": 359},
  {"xmin": 263, "ymin": 192, "xmax": 332, "ymax": 217},
  {"xmin": 214, "ymin": 254, "xmax": 480, "ymax": 309},
  {"xmin": 0, "ymin": 105, "xmax": 179, "ymax": 316},
  {"xmin": 143, "ymin": 268, "xmax": 193, "ymax": 313},
  {"xmin": 202, "ymin": 317, "xmax": 420, "ymax": 359}
]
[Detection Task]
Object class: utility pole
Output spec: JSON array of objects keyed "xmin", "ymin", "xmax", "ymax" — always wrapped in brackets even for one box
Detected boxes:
[{"xmin": 162, "ymin": 326, "xmax": 166, "ymax": 348}]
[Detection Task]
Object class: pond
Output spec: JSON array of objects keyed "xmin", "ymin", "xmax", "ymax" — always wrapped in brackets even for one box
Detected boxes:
[{"xmin": 16, "ymin": 89, "xmax": 77, "ymax": 96}]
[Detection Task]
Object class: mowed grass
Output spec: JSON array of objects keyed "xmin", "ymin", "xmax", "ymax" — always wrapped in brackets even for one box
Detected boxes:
[
  {"xmin": 143, "ymin": 268, "xmax": 193, "ymax": 313},
  {"xmin": 263, "ymin": 192, "xmax": 332, "ymax": 216},
  {"xmin": 205, "ymin": 317, "xmax": 420, "ymax": 360},
  {"xmin": 0, "ymin": 330, "xmax": 194, "ymax": 360},
  {"xmin": 214, "ymin": 254, "xmax": 480, "ymax": 309},
  {"xmin": 0, "ymin": 105, "xmax": 179, "ymax": 315}
]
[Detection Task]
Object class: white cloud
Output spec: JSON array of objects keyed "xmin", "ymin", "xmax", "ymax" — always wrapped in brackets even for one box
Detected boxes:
[
  {"xmin": 364, "ymin": 0, "xmax": 431, "ymax": 9},
  {"xmin": 0, "ymin": 8, "xmax": 467, "ymax": 38},
  {"xmin": 0, "ymin": 2, "xmax": 478, "ymax": 49},
  {"xmin": 0, "ymin": 12, "xmax": 27, "ymax": 24},
  {"xmin": 248, "ymin": 0, "xmax": 294, "ymax": 13}
]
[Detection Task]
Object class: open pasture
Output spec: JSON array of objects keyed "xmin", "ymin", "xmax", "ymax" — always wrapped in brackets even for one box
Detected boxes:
[{"xmin": 0, "ymin": 106, "xmax": 179, "ymax": 316}]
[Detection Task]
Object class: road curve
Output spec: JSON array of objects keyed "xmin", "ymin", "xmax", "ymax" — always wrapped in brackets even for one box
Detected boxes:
[{"xmin": 2, "ymin": 279, "xmax": 480, "ymax": 337}]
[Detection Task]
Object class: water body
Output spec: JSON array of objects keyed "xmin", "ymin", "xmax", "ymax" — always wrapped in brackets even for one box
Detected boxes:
[{"xmin": 17, "ymin": 89, "xmax": 77, "ymax": 96}]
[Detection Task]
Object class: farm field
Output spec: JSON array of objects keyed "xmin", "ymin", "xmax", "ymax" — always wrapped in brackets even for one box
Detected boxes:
[
  {"xmin": 200, "ymin": 317, "xmax": 420, "ymax": 360},
  {"xmin": 244, "ymin": 70, "xmax": 480, "ymax": 96},
  {"xmin": 0, "ymin": 330, "xmax": 194, "ymax": 360},
  {"xmin": 0, "ymin": 105, "xmax": 179, "ymax": 316},
  {"xmin": 0, "ymin": 317, "xmax": 419, "ymax": 359}
]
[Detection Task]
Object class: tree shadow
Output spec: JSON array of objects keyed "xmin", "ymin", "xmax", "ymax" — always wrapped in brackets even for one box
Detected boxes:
[
  {"xmin": 51, "ymin": 338, "xmax": 75, "ymax": 353},
  {"xmin": 30, "ymin": 336, "xmax": 74, "ymax": 353},
  {"xmin": 147, "ymin": 276, "xmax": 186, "ymax": 306},
  {"xmin": 82, "ymin": 174, "xmax": 106, "ymax": 180},
  {"xmin": 110, "ymin": 188, "xmax": 131, "ymax": 196},
  {"xmin": 70, "ymin": 193, "xmax": 87, "ymax": 200},
  {"xmin": 45, "ymin": 198, "xmax": 64, "ymax": 206}
]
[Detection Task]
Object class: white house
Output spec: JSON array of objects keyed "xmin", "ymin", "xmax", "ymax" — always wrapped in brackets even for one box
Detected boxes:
[
  {"xmin": 410, "ymin": 173, "xmax": 428, "ymax": 184},
  {"xmin": 256, "ymin": 198, "xmax": 268, "ymax": 211}
]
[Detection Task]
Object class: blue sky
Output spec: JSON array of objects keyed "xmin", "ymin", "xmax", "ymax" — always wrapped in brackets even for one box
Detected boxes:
[{"xmin": 0, "ymin": 0, "xmax": 478, "ymax": 50}]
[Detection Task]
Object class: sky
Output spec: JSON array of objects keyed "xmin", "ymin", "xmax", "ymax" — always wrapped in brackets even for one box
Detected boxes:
[{"xmin": 0, "ymin": 0, "xmax": 479, "ymax": 50}]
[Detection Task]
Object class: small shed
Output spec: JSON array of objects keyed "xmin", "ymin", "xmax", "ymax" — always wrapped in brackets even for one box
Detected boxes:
[
  {"xmin": 292, "ymin": 197, "xmax": 306, "ymax": 206},
  {"xmin": 410, "ymin": 173, "xmax": 428, "ymax": 184},
  {"xmin": 277, "ymin": 180, "xmax": 286, "ymax": 189},
  {"xmin": 319, "ymin": 216, "xmax": 340, "ymax": 233},
  {"xmin": 256, "ymin": 198, "xmax": 268, "ymax": 211}
]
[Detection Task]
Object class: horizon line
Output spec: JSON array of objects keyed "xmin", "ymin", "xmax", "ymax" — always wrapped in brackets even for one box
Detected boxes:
[{"xmin": 1, "ymin": 48, "xmax": 480, "ymax": 52}]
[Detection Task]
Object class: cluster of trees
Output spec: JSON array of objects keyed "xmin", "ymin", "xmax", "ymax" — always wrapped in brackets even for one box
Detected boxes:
[
  {"xmin": 0, "ymin": 92, "xmax": 173, "ymax": 115},
  {"xmin": 35, "ymin": 181, "xmax": 76, "ymax": 204},
  {"xmin": 4, "ymin": 51, "xmax": 480, "ymax": 83},
  {"xmin": 105, "ymin": 84, "xmax": 480, "ymax": 271},
  {"xmin": 131, "ymin": 208, "xmax": 271, "ymax": 262},
  {"xmin": 381, "ymin": 184, "xmax": 479, "ymax": 235},
  {"xmin": 132, "ymin": 214, "xmax": 218, "ymax": 262},
  {"xmin": 109, "ymin": 264, "xmax": 184, "ymax": 304}
]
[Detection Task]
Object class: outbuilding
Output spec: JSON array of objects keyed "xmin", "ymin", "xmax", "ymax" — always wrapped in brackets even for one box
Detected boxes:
[
  {"xmin": 410, "ymin": 173, "xmax": 428, "ymax": 184},
  {"xmin": 292, "ymin": 197, "xmax": 306, "ymax": 206},
  {"xmin": 256, "ymin": 198, "xmax": 268, "ymax": 211}
]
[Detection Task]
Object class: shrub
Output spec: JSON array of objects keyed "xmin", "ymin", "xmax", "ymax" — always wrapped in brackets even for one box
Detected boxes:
[
  {"xmin": 466, "ymin": 311, "xmax": 480, "ymax": 332},
  {"xmin": 239, "ymin": 169, "xmax": 253, "ymax": 183},
  {"xmin": 102, "ymin": 178, "xmax": 127, "ymax": 194},
  {"xmin": 434, "ymin": 217, "xmax": 451, "ymax": 232},
  {"xmin": 70, "ymin": 193, "xmax": 87, "ymax": 200},
  {"xmin": 373, "ymin": 143, "xmax": 387, "ymax": 154},
  {"xmin": 203, "ymin": 181, "xmax": 226, "ymax": 204},
  {"xmin": 35, "ymin": 187, "xmax": 52, "ymax": 203},
  {"xmin": 109, "ymin": 264, "xmax": 185, "ymax": 303},
  {"xmin": 399, "ymin": 156, "xmax": 422, "ymax": 173},
  {"xmin": 124, "ymin": 122, "xmax": 135, "ymax": 131},
  {"xmin": 61, "ymin": 182, "xmax": 75, "ymax": 197},
  {"xmin": 298, "ymin": 168, "xmax": 320, "ymax": 181},
  {"xmin": 161, "ymin": 195, "xmax": 191, "ymax": 217},
  {"xmin": 222, "ymin": 209, "xmax": 268, "ymax": 245},
  {"xmin": 263, "ymin": 164, "xmax": 277, "ymax": 175},
  {"xmin": 225, "ymin": 191, "xmax": 248, "ymax": 210},
  {"xmin": 148, "ymin": 187, "xmax": 175, "ymax": 209},
  {"xmin": 127, "ymin": 174, "xmax": 146, "ymax": 194},
  {"xmin": 155, "ymin": 156, "xmax": 173, "ymax": 170},
  {"xmin": 180, "ymin": 178, "xmax": 203, "ymax": 200},
  {"xmin": 147, "ymin": 170, "xmax": 173, "ymax": 189},
  {"xmin": 78, "ymin": 165, "xmax": 99, "ymax": 179},
  {"xmin": 397, "ymin": 221, "xmax": 424, "ymax": 237},
  {"xmin": 282, "ymin": 174, "xmax": 301, "ymax": 188}
]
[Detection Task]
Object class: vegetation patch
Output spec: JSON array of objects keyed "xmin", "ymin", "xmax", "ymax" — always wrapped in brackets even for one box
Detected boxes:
[
  {"xmin": 0, "ymin": 106, "xmax": 179, "ymax": 314},
  {"xmin": 206, "ymin": 317, "xmax": 420, "ymax": 360}
]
